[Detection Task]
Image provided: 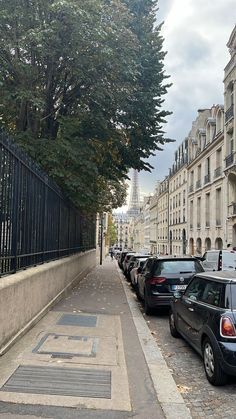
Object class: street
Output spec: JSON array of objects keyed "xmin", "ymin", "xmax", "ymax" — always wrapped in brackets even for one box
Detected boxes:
[{"xmin": 131, "ymin": 288, "xmax": 236, "ymax": 419}]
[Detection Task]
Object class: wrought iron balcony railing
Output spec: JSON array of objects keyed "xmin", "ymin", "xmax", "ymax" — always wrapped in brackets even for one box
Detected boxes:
[
  {"xmin": 225, "ymin": 153, "xmax": 234, "ymax": 168},
  {"xmin": 225, "ymin": 104, "xmax": 234, "ymax": 123},
  {"xmin": 196, "ymin": 179, "xmax": 201, "ymax": 189},
  {"xmin": 189, "ymin": 185, "xmax": 193, "ymax": 193},
  {"xmin": 214, "ymin": 166, "xmax": 222, "ymax": 178}
]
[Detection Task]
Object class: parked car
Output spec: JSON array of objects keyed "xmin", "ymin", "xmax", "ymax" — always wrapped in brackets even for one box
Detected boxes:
[
  {"xmin": 169, "ymin": 271, "xmax": 236, "ymax": 386},
  {"xmin": 130, "ymin": 257, "xmax": 148, "ymax": 287},
  {"xmin": 200, "ymin": 250, "xmax": 236, "ymax": 271},
  {"xmin": 126, "ymin": 254, "xmax": 149, "ymax": 281},
  {"xmin": 118, "ymin": 250, "xmax": 129, "ymax": 269},
  {"xmin": 136, "ymin": 256, "xmax": 204, "ymax": 314},
  {"xmin": 122, "ymin": 252, "xmax": 135, "ymax": 275}
]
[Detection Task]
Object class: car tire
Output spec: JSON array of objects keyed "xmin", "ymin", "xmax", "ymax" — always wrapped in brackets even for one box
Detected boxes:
[
  {"xmin": 202, "ymin": 338, "xmax": 228, "ymax": 386},
  {"xmin": 144, "ymin": 291, "xmax": 153, "ymax": 315},
  {"xmin": 136, "ymin": 284, "xmax": 142, "ymax": 301},
  {"xmin": 169, "ymin": 310, "xmax": 180, "ymax": 338}
]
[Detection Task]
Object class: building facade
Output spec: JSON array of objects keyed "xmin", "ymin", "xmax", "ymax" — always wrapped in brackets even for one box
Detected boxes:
[
  {"xmin": 187, "ymin": 106, "xmax": 225, "ymax": 255},
  {"xmin": 169, "ymin": 140, "xmax": 188, "ymax": 255},
  {"xmin": 224, "ymin": 25, "xmax": 236, "ymax": 247},
  {"xmin": 156, "ymin": 178, "xmax": 169, "ymax": 254}
]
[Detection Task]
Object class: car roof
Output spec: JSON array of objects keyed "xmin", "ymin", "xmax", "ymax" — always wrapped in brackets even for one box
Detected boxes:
[
  {"xmin": 195, "ymin": 271, "xmax": 236, "ymax": 283},
  {"xmin": 150, "ymin": 255, "xmax": 198, "ymax": 261}
]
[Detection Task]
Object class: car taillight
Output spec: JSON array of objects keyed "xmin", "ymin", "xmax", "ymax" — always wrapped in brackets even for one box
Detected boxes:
[
  {"xmin": 221, "ymin": 316, "xmax": 236, "ymax": 337},
  {"xmin": 148, "ymin": 277, "xmax": 166, "ymax": 285}
]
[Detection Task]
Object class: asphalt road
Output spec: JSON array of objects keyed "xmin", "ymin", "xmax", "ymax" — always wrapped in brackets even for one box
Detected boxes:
[{"xmin": 132, "ymin": 287, "xmax": 236, "ymax": 419}]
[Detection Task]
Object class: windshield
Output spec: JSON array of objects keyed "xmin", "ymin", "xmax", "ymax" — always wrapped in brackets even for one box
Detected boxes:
[{"xmin": 154, "ymin": 260, "xmax": 203, "ymax": 275}]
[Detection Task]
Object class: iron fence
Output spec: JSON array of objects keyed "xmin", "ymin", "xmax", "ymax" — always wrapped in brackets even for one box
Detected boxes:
[{"xmin": 0, "ymin": 131, "xmax": 96, "ymax": 276}]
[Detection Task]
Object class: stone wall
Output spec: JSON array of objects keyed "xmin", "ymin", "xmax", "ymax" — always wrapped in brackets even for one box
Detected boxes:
[{"xmin": 0, "ymin": 250, "xmax": 96, "ymax": 354}]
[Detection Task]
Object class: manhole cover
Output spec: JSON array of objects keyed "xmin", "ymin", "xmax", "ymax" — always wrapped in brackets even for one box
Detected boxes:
[
  {"xmin": 33, "ymin": 334, "xmax": 98, "ymax": 358},
  {"xmin": 1, "ymin": 365, "xmax": 111, "ymax": 399},
  {"xmin": 57, "ymin": 314, "xmax": 97, "ymax": 327}
]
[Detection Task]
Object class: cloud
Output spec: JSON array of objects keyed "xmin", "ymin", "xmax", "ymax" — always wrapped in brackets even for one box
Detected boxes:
[{"xmin": 138, "ymin": 0, "xmax": 235, "ymax": 196}]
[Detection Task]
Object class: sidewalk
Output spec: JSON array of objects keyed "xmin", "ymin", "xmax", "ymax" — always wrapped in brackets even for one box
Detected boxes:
[{"xmin": 0, "ymin": 258, "xmax": 191, "ymax": 419}]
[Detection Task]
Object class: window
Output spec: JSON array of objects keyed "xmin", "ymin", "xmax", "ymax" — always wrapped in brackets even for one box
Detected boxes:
[
  {"xmin": 216, "ymin": 148, "xmax": 222, "ymax": 168},
  {"xmin": 197, "ymin": 197, "xmax": 201, "ymax": 227},
  {"xmin": 205, "ymin": 193, "xmax": 210, "ymax": 227},
  {"xmin": 201, "ymin": 280, "xmax": 224, "ymax": 307},
  {"xmin": 154, "ymin": 260, "xmax": 203, "ymax": 276},
  {"xmin": 216, "ymin": 188, "xmax": 222, "ymax": 226},
  {"xmin": 184, "ymin": 277, "xmax": 207, "ymax": 301}
]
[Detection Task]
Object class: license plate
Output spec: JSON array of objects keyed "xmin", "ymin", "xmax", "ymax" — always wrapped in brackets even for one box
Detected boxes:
[{"xmin": 172, "ymin": 285, "xmax": 187, "ymax": 290}]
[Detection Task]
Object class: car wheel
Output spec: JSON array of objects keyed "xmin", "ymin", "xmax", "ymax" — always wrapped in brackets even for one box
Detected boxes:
[
  {"xmin": 136, "ymin": 283, "xmax": 142, "ymax": 301},
  {"xmin": 203, "ymin": 338, "xmax": 227, "ymax": 386},
  {"xmin": 144, "ymin": 291, "xmax": 153, "ymax": 315},
  {"xmin": 169, "ymin": 310, "xmax": 180, "ymax": 338}
]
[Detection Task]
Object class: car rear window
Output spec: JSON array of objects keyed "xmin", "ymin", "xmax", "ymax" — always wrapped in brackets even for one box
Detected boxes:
[
  {"xmin": 206, "ymin": 252, "xmax": 218, "ymax": 262},
  {"xmin": 222, "ymin": 252, "xmax": 236, "ymax": 266},
  {"xmin": 153, "ymin": 260, "xmax": 203, "ymax": 275},
  {"xmin": 230, "ymin": 284, "xmax": 236, "ymax": 309}
]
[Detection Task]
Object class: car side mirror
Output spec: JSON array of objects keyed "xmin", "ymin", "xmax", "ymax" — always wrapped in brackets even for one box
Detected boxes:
[{"xmin": 173, "ymin": 291, "xmax": 183, "ymax": 299}]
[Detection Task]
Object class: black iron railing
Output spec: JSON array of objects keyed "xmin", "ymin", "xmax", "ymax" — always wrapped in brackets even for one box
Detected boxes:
[
  {"xmin": 214, "ymin": 166, "xmax": 222, "ymax": 178},
  {"xmin": 225, "ymin": 104, "xmax": 234, "ymax": 123},
  {"xmin": 204, "ymin": 174, "xmax": 211, "ymax": 184},
  {"xmin": 196, "ymin": 180, "xmax": 201, "ymax": 189},
  {"xmin": 0, "ymin": 131, "xmax": 96, "ymax": 276},
  {"xmin": 225, "ymin": 153, "xmax": 234, "ymax": 168}
]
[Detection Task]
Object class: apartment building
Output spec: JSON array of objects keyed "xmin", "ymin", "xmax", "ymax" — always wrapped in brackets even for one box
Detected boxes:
[
  {"xmin": 113, "ymin": 213, "xmax": 129, "ymax": 249},
  {"xmin": 187, "ymin": 105, "xmax": 225, "ymax": 254},
  {"xmin": 224, "ymin": 25, "xmax": 236, "ymax": 247},
  {"xmin": 156, "ymin": 178, "xmax": 169, "ymax": 254},
  {"xmin": 169, "ymin": 140, "xmax": 188, "ymax": 255},
  {"xmin": 149, "ymin": 191, "xmax": 158, "ymax": 254},
  {"xmin": 123, "ymin": 25, "xmax": 235, "ymax": 256}
]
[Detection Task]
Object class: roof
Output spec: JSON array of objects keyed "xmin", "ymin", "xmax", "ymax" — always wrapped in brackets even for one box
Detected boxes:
[
  {"xmin": 149, "ymin": 255, "xmax": 198, "ymax": 261},
  {"xmin": 196, "ymin": 271, "xmax": 236, "ymax": 283}
]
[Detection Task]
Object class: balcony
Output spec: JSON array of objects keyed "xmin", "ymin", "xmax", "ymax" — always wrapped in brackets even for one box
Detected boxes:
[
  {"xmin": 196, "ymin": 179, "xmax": 201, "ymax": 189},
  {"xmin": 228, "ymin": 202, "xmax": 236, "ymax": 217},
  {"xmin": 225, "ymin": 153, "xmax": 234, "ymax": 168},
  {"xmin": 225, "ymin": 104, "xmax": 234, "ymax": 123},
  {"xmin": 189, "ymin": 185, "xmax": 193, "ymax": 193},
  {"xmin": 204, "ymin": 174, "xmax": 210, "ymax": 185},
  {"xmin": 214, "ymin": 166, "xmax": 222, "ymax": 178}
]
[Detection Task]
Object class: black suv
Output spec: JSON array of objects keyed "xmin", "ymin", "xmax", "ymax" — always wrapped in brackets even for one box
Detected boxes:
[
  {"xmin": 169, "ymin": 271, "xmax": 236, "ymax": 386},
  {"xmin": 136, "ymin": 256, "xmax": 203, "ymax": 314}
]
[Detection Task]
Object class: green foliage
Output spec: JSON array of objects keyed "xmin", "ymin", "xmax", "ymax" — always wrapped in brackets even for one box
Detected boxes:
[
  {"xmin": 0, "ymin": 0, "xmax": 171, "ymax": 213},
  {"xmin": 106, "ymin": 214, "xmax": 117, "ymax": 247}
]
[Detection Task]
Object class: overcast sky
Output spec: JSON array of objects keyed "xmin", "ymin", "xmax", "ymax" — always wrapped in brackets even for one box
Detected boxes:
[{"xmin": 135, "ymin": 0, "xmax": 235, "ymax": 198}]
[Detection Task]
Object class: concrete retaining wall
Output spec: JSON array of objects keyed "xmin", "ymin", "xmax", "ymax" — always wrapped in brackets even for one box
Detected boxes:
[{"xmin": 0, "ymin": 250, "xmax": 96, "ymax": 354}]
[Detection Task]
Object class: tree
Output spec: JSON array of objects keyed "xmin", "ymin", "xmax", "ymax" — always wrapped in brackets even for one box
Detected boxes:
[
  {"xmin": 0, "ymin": 0, "xmax": 171, "ymax": 213},
  {"xmin": 105, "ymin": 214, "xmax": 117, "ymax": 247}
]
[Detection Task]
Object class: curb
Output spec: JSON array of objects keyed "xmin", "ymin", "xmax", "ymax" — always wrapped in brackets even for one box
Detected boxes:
[{"xmin": 118, "ymin": 267, "xmax": 192, "ymax": 419}]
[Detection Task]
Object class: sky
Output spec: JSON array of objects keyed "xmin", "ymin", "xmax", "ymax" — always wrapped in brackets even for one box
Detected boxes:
[{"xmin": 121, "ymin": 0, "xmax": 236, "ymax": 210}]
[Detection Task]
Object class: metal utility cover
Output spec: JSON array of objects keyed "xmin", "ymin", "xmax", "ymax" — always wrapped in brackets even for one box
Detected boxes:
[
  {"xmin": 1, "ymin": 365, "xmax": 111, "ymax": 399},
  {"xmin": 33, "ymin": 334, "xmax": 98, "ymax": 358},
  {"xmin": 57, "ymin": 314, "xmax": 97, "ymax": 327}
]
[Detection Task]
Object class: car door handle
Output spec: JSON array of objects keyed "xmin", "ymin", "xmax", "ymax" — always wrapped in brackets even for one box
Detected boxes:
[{"xmin": 188, "ymin": 307, "xmax": 194, "ymax": 312}]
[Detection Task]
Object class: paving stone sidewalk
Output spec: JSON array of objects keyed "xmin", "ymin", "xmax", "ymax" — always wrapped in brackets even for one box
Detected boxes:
[{"xmin": 0, "ymin": 258, "xmax": 170, "ymax": 419}]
